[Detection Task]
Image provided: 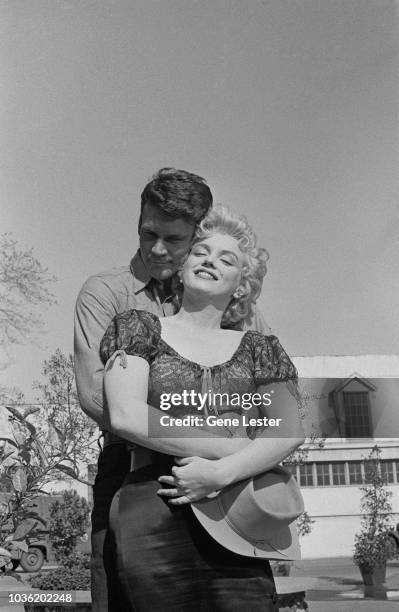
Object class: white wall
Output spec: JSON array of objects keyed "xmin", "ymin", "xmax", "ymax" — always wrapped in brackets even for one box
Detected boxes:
[
  {"xmin": 288, "ymin": 357, "xmax": 399, "ymax": 558},
  {"xmin": 293, "ymin": 354, "xmax": 399, "ymax": 378}
]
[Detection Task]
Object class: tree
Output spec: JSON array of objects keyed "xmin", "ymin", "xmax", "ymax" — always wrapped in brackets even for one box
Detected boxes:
[
  {"xmin": 48, "ymin": 490, "xmax": 90, "ymax": 561},
  {"xmin": 33, "ymin": 349, "xmax": 98, "ymax": 485},
  {"xmin": 282, "ymin": 385, "xmax": 325, "ymax": 540},
  {"xmin": 0, "ymin": 404, "xmax": 53, "ymax": 570},
  {"xmin": 0, "ymin": 233, "xmax": 56, "ymax": 366},
  {"xmin": 0, "ymin": 351, "xmax": 97, "ymax": 570},
  {"xmin": 353, "ymin": 446, "xmax": 397, "ymax": 574},
  {"xmin": 0, "ymin": 390, "xmax": 95, "ymax": 571}
]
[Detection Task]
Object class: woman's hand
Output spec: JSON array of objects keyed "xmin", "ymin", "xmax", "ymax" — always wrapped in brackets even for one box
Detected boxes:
[{"xmin": 157, "ymin": 456, "xmax": 227, "ymax": 505}]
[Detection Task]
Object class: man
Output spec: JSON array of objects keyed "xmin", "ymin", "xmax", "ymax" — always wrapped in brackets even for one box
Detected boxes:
[{"xmin": 74, "ymin": 168, "xmax": 270, "ymax": 611}]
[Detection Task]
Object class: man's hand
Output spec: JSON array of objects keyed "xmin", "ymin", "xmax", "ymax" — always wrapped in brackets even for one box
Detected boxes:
[{"xmin": 157, "ymin": 456, "xmax": 226, "ymax": 505}]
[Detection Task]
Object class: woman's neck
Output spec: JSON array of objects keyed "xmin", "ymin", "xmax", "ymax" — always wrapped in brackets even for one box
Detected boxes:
[{"xmin": 174, "ymin": 296, "xmax": 227, "ymax": 330}]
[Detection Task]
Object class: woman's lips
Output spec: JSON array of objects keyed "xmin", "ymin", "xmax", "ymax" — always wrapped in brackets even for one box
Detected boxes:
[{"xmin": 195, "ymin": 269, "xmax": 218, "ymax": 280}]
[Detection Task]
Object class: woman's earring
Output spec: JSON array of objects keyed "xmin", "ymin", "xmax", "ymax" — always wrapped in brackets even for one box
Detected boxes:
[{"xmin": 234, "ymin": 288, "xmax": 243, "ymax": 299}]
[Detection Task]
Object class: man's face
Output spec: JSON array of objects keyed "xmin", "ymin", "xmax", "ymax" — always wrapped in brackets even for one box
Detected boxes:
[{"xmin": 139, "ymin": 201, "xmax": 196, "ymax": 281}]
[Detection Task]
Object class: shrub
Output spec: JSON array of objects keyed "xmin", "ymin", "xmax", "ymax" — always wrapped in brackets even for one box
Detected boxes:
[
  {"xmin": 354, "ymin": 531, "xmax": 396, "ymax": 572},
  {"xmin": 28, "ymin": 549, "xmax": 91, "ymax": 591},
  {"xmin": 296, "ymin": 511, "xmax": 314, "ymax": 538},
  {"xmin": 48, "ymin": 490, "xmax": 90, "ymax": 561},
  {"xmin": 57, "ymin": 551, "xmax": 90, "ymax": 570},
  {"xmin": 30, "ymin": 566, "xmax": 90, "ymax": 591},
  {"xmin": 353, "ymin": 446, "xmax": 398, "ymax": 572}
]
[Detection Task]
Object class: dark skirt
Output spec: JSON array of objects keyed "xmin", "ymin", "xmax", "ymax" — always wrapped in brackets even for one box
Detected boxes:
[{"xmin": 109, "ymin": 464, "xmax": 278, "ymax": 612}]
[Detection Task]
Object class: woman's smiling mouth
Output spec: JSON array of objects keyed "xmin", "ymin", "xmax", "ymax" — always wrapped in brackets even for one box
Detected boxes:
[{"xmin": 195, "ymin": 269, "xmax": 218, "ymax": 280}]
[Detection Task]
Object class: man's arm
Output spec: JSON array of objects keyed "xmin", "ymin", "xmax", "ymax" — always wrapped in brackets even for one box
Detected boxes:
[{"xmin": 74, "ymin": 275, "xmax": 118, "ymax": 428}]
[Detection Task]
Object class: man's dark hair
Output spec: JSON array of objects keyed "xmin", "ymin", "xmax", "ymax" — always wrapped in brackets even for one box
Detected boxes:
[{"xmin": 139, "ymin": 168, "xmax": 213, "ymax": 226}]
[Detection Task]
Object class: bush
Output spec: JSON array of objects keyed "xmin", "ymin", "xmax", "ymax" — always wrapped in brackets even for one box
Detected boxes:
[
  {"xmin": 30, "ymin": 491, "xmax": 92, "ymax": 592},
  {"xmin": 48, "ymin": 490, "xmax": 90, "ymax": 561},
  {"xmin": 30, "ymin": 566, "xmax": 90, "ymax": 591},
  {"xmin": 354, "ymin": 531, "xmax": 397, "ymax": 572},
  {"xmin": 56, "ymin": 551, "xmax": 90, "ymax": 570},
  {"xmin": 28, "ymin": 550, "xmax": 91, "ymax": 592},
  {"xmin": 353, "ymin": 446, "xmax": 398, "ymax": 572}
]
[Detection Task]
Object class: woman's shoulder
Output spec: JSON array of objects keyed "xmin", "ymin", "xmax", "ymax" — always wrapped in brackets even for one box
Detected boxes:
[
  {"xmin": 100, "ymin": 309, "xmax": 160, "ymax": 364},
  {"xmin": 244, "ymin": 330, "xmax": 282, "ymax": 350},
  {"xmin": 245, "ymin": 331, "xmax": 298, "ymax": 381},
  {"xmin": 112, "ymin": 309, "xmax": 161, "ymax": 334}
]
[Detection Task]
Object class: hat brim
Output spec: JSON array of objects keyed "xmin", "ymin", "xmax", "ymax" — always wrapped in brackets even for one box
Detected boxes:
[{"xmin": 191, "ymin": 494, "xmax": 301, "ymax": 561}]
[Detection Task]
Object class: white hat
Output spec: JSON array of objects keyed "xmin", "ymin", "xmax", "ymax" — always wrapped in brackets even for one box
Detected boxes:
[{"xmin": 191, "ymin": 466, "xmax": 304, "ymax": 560}]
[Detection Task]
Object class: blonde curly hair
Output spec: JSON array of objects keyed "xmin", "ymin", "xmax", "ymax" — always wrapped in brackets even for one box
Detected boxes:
[{"xmin": 194, "ymin": 204, "xmax": 269, "ymax": 326}]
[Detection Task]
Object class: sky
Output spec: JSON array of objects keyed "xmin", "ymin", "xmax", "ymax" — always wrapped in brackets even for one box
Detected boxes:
[{"xmin": 1, "ymin": 0, "xmax": 398, "ymax": 400}]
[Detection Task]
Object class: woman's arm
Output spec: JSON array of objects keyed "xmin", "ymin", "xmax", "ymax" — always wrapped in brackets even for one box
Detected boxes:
[
  {"xmin": 158, "ymin": 382, "xmax": 305, "ymax": 503},
  {"xmin": 104, "ymin": 352, "xmax": 249, "ymax": 460},
  {"xmin": 216, "ymin": 381, "xmax": 305, "ymax": 482}
]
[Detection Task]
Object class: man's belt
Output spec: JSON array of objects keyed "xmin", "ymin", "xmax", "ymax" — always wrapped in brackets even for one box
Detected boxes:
[{"xmin": 102, "ymin": 431, "xmax": 126, "ymax": 447}]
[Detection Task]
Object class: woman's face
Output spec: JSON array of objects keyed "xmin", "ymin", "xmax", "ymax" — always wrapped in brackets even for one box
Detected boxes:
[{"xmin": 181, "ymin": 233, "xmax": 245, "ymax": 301}]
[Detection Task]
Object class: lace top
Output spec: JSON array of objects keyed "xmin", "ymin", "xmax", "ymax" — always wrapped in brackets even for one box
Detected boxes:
[{"xmin": 100, "ymin": 310, "xmax": 297, "ymax": 437}]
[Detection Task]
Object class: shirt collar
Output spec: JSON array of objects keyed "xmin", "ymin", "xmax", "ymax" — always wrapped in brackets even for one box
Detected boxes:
[
  {"xmin": 130, "ymin": 251, "xmax": 180, "ymax": 303},
  {"xmin": 130, "ymin": 250, "xmax": 152, "ymax": 295}
]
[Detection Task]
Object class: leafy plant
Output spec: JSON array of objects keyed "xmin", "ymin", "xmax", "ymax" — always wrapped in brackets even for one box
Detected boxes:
[
  {"xmin": 30, "ymin": 566, "xmax": 91, "ymax": 590},
  {"xmin": 32, "ymin": 349, "xmax": 98, "ymax": 485},
  {"xmin": 58, "ymin": 551, "xmax": 91, "ymax": 570},
  {"xmin": 0, "ymin": 396, "xmax": 93, "ymax": 572},
  {"xmin": 30, "ymin": 526, "xmax": 91, "ymax": 591},
  {"xmin": 48, "ymin": 490, "xmax": 90, "ymax": 561},
  {"xmin": 353, "ymin": 445, "xmax": 398, "ymax": 572},
  {"xmin": 0, "ymin": 404, "xmax": 50, "ymax": 571},
  {"xmin": 296, "ymin": 511, "xmax": 315, "ymax": 538}
]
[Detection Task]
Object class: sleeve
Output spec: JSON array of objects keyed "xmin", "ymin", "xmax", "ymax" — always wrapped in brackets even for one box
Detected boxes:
[
  {"xmin": 74, "ymin": 275, "xmax": 119, "ymax": 426},
  {"xmin": 253, "ymin": 334, "xmax": 298, "ymax": 386},
  {"xmin": 100, "ymin": 310, "xmax": 158, "ymax": 365}
]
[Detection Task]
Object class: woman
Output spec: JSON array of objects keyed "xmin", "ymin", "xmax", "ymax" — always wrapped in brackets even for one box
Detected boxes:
[{"xmin": 100, "ymin": 205, "xmax": 304, "ymax": 611}]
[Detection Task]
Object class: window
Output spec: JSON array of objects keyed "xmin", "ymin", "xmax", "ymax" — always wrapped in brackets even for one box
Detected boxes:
[
  {"xmin": 299, "ymin": 464, "xmax": 314, "ymax": 487},
  {"xmin": 343, "ymin": 391, "xmax": 371, "ymax": 437},
  {"xmin": 348, "ymin": 462, "xmax": 363, "ymax": 484},
  {"xmin": 316, "ymin": 463, "xmax": 331, "ymax": 486},
  {"xmin": 381, "ymin": 460, "xmax": 395, "ymax": 484},
  {"xmin": 293, "ymin": 459, "xmax": 399, "ymax": 487},
  {"xmin": 332, "ymin": 462, "xmax": 346, "ymax": 485},
  {"xmin": 364, "ymin": 459, "xmax": 376, "ymax": 481}
]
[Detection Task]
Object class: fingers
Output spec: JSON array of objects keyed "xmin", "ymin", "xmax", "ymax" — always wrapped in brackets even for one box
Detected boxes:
[
  {"xmin": 158, "ymin": 475, "xmax": 175, "ymax": 485},
  {"xmin": 168, "ymin": 495, "xmax": 191, "ymax": 505},
  {"xmin": 157, "ymin": 485, "xmax": 192, "ymax": 502},
  {"xmin": 174, "ymin": 456, "xmax": 195, "ymax": 465},
  {"xmin": 157, "ymin": 488, "xmax": 179, "ymax": 498}
]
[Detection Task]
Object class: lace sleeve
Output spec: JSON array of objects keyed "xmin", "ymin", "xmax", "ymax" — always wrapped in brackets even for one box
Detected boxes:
[
  {"xmin": 253, "ymin": 334, "xmax": 298, "ymax": 386},
  {"xmin": 100, "ymin": 310, "xmax": 158, "ymax": 365}
]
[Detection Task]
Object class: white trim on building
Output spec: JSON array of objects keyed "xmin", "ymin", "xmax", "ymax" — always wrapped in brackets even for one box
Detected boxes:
[{"xmin": 290, "ymin": 355, "xmax": 399, "ymax": 559}]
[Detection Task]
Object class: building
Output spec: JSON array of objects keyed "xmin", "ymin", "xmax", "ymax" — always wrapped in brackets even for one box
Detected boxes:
[
  {"xmin": 292, "ymin": 355, "xmax": 399, "ymax": 559},
  {"xmin": 1, "ymin": 354, "xmax": 398, "ymax": 560}
]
